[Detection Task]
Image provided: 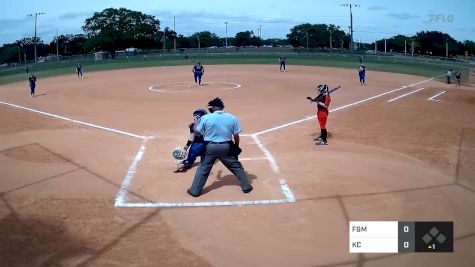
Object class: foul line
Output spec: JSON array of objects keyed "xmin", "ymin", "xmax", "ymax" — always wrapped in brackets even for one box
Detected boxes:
[
  {"xmin": 387, "ymin": 88, "xmax": 425, "ymax": 103},
  {"xmin": 428, "ymin": 91, "xmax": 446, "ymax": 101},
  {"xmin": 115, "ymin": 138, "xmax": 149, "ymax": 207},
  {"xmin": 252, "ymin": 134, "xmax": 296, "ymax": 202},
  {"xmin": 251, "ymin": 134, "xmax": 280, "ymax": 173},
  {"xmin": 253, "ymin": 77, "xmax": 435, "ymax": 136},
  {"xmin": 0, "ymin": 100, "xmax": 146, "ymax": 140}
]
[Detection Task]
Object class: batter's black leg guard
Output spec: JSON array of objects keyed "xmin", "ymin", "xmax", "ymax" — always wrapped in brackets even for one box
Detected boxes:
[{"xmin": 321, "ymin": 129, "xmax": 327, "ymax": 142}]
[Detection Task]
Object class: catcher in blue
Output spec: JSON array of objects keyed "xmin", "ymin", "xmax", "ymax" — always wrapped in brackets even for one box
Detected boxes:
[
  {"xmin": 174, "ymin": 108, "xmax": 208, "ymax": 172},
  {"xmin": 192, "ymin": 62, "xmax": 204, "ymax": 86}
]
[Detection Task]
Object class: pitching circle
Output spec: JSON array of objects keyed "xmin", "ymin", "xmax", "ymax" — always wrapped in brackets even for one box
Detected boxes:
[{"xmin": 148, "ymin": 81, "xmax": 241, "ymax": 93}]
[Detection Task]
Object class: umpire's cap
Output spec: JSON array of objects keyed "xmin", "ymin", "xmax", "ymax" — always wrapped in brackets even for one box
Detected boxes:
[{"xmin": 208, "ymin": 97, "xmax": 224, "ymax": 108}]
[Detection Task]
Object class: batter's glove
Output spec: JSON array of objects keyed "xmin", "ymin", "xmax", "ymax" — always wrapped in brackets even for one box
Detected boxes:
[{"xmin": 172, "ymin": 147, "xmax": 187, "ymax": 160}]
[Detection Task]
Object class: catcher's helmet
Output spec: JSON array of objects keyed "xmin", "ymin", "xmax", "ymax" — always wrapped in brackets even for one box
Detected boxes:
[
  {"xmin": 193, "ymin": 108, "xmax": 207, "ymax": 119},
  {"xmin": 317, "ymin": 84, "xmax": 329, "ymax": 93}
]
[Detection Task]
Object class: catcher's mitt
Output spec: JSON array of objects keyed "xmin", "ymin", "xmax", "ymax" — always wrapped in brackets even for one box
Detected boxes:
[{"xmin": 172, "ymin": 147, "xmax": 187, "ymax": 160}]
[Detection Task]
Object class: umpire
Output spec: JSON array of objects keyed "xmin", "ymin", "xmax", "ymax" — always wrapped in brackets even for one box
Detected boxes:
[{"xmin": 187, "ymin": 97, "xmax": 253, "ymax": 197}]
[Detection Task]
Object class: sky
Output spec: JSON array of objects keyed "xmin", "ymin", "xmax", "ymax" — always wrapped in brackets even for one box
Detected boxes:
[{"xmin": 1, "ymin": 0, "xmax": 474, "ymax": 46}]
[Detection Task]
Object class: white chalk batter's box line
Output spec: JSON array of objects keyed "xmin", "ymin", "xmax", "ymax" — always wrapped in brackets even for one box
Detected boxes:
[{"xmin": 114, "ymin": 135, "xmax": 297, "ymax": 208}]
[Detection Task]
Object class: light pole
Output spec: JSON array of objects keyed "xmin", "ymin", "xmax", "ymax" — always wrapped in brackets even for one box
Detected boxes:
[
  {"xmin": 404, "ymin": 39, "xmax": 407, "ymax": 56},
  {"xmin": 162, "ymin": 31, "xmax": 166, "ymax": 53},
  {"xmin": 341, "ymin": 4, "xmax": 359, "ymax": 53},
  {"xmin": 197, "ymin": 35, "xmax": 200, "ymax": 50},
  {"xmin": 27, "ymin": 12, "xmax": 45, "ymax": 63},
  {"xmin": 224, "ymin": 21, "xmax": 228, "ymax": 47},
  {"xmin": 329, "ymin": 29, "xmax": 333, "ymax": 54},
  {"xmin": 173, "ymin": 16, "xmax": 177, "ymax": 54},
  {"xmin": 305, "ymin": 31, "xmax": 309, "ymax": 53},
  {"xmin": 56, "ymin": 29, "xmax": 59, "ymax": 61},
  {"xmin": 259, "ymin": 25, "xmax": 262, "ymax": 39}
]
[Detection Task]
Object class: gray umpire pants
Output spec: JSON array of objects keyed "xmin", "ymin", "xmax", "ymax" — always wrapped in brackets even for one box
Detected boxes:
[{"xmin": 189, "ymin": 143, "xmax": 252, "ymax": 195}]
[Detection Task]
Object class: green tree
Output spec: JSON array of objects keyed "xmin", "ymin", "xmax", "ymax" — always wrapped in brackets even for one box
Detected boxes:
[
  {"xmin": 287, "ymin": 23, "xmax": 347, "ymax": 50},
  {"xmin": 82, "ymin": 8, "xmax": 160, "ymax": 58},
  {"xmin": 414, "ymin": 31, "xmax": 458, "ymax": 57},
  {"xmin": 0, "ymin": 44, "xmax": 20, "ymax": 64},
  {"xmin": 234, "ymin": 31, "xmax": 262, "ymax": 47},
  {"xmin": 375, "ymin": 35, "xmax": 411, "ymax": 53},
  {"xmin": 189, "ymin": 31, "xmax": 221, "ymax": 48},
  {"xmin": 49, "ymin": 34, "xmax": 87, "ymax": 56},
  {"xmin": 16, "ymin": 37, "xmax": 48, "ymax": 61}
]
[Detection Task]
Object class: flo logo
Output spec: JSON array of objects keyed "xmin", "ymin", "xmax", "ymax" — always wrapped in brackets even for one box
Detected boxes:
[{"xmin": 427, "ymin": 14, "xmax": 455, "ymax": 23}]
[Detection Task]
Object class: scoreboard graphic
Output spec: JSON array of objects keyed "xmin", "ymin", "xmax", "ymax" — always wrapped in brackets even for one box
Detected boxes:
[{"xmin": 349, "ymin": 221, "xmax": 453, "ymax": 253}]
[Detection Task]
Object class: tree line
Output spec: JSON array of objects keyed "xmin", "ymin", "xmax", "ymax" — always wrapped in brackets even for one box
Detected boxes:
[{"xmin": 1, "ymin": 7, "xmax": 474, "ymax": 64}]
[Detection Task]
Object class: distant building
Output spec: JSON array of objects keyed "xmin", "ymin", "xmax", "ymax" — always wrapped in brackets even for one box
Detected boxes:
[{"xmin": 94, "ymin": 51, "xmax": 110, "ymax": 61}]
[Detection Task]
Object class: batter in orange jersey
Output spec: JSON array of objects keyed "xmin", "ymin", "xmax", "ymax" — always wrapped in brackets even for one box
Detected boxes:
[{"xmin": 307, "ymin": 84, "xmax": 331, "ymax": 145}]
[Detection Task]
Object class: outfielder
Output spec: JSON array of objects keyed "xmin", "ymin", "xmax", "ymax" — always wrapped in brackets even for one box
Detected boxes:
[
  {"xmin": 307, "ymin": 84, "xmax": 334, "ymax": 145},
  {"xmin": 174, "ymin": 109, "xmax": 208, "ymax": 172},
  {"xmin": 192, "ymin": 62, "xmax": 204, "ymax": 86}
]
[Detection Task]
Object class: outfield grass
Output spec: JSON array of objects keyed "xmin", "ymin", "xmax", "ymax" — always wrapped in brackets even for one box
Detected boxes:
[{"xmin": 0, "ymin": 53, "xmax": 468, "ymax": 85}]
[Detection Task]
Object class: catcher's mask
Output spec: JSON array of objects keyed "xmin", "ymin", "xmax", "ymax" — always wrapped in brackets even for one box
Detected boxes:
[
  {"xmin": 193, "ymin": 108, "xmax": 207, "ymax": 119},
  {"xmin": 317, "ymin": 84, "xmax": 329, "ymax": 93}
]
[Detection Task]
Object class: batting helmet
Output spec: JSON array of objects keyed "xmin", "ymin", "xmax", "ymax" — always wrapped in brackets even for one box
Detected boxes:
[
  {"xmin": 193, "ymin": 108, "xmax": 207, "ymax": 119},
  {"xmin": 317, "ymin": 84, "xmax": 329, "ymax": 93}
]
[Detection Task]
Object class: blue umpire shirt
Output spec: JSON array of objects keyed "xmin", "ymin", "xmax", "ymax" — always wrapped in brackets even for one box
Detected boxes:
[{"xmin": 196, "ymin": 111, "xmax": 242, "ymax": 142}]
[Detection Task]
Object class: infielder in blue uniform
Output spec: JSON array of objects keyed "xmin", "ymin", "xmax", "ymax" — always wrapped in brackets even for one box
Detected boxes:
[
  {"xmin": 175, "ymin": 109, "xmax": 208, "ymax": 172},
  {"xmin": 192, "ymin": 62, "xmax": 204, "ymax": 86},
  {"xmin": 279, "ymin": 56, "xmax": 286, "ymax": 72},
  {"xmin": 76, "ymin": 63, "xmax": 83, "ymax": 78},
  {"xmin": 28, "ymin": 74, "xmax": 36, "ymax": 97},
  {"xmin": 358, "ymin": 65, "xmax": 366, "ymax": 85}
]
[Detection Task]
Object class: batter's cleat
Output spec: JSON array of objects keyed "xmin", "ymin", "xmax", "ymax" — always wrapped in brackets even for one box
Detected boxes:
[
  {"xmin": 315, "ymin": 140, "xmax": 328, "ymax": 145},
  {"xmin": 242, "ymin": 185, "xmax": 253, "ymax": 193},
  {"xmin": 313, "ymin": 137, "xmax": 322, "ymax": 142},
  {"xmin": 174, "ymin": 163, "xmax": 185, "ymax": 172},
  {"xmin": 187, "ymin": 189, "xmax": 200, "ymax": 197}
]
